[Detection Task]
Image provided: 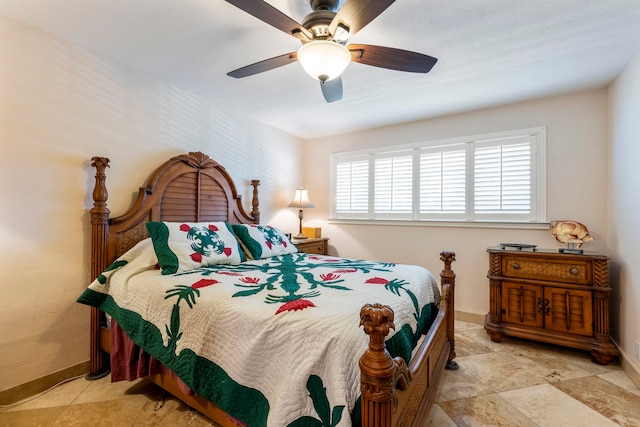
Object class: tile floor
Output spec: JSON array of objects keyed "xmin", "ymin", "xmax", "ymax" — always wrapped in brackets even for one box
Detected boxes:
[{"xmin": 1, "ymin": 321, "xmax": 639, "ymax": 426}]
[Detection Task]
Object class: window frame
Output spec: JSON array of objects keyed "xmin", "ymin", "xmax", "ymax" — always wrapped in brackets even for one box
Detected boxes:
[{"xmin": 329, "ymin": 127, "xmax": 547, "ymax": 227}]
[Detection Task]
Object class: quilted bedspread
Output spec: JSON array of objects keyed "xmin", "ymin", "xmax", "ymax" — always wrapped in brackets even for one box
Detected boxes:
[{"xmin": 77, "ymin": 239, "xmax": 440, "ymax": 427}]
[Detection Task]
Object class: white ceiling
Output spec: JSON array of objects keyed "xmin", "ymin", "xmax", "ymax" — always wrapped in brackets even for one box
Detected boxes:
[{"xmin": 2, "ymin": 0, "xmax": 640, "ymax": 139}]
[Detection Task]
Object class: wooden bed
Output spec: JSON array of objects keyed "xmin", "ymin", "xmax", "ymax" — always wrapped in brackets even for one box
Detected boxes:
[{"xmin": 86, "ymin": 151, "xmax": 457, "ymax": 426}]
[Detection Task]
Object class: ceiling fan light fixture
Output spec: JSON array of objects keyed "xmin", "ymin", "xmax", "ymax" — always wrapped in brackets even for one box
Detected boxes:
[{"xmin": 297, "ymin": 40, "xmax": 351, "ymax": 82}]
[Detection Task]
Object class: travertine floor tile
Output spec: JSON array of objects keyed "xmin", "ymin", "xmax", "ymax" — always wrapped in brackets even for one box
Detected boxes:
[
  {"xmin": 599, "ymin": 370, "xmax": 640, "ymax": 397},
  {"xmin": 499, "ymin": 383, "xmax": 619, "ymax": 427},
  {"xmin": 439, "ymin": 393, "xmax": 537, "ymax": 426},
  {"xmin": 456, "ymin": 351, "xmax": 548, "ymax": 392},
  {"xmin": 454, "ymin": 320, "xmax": 484, "ymax": 331},
  {"xmin": 459, "ymin": 326, "xmax": 541, "ymax": 353},
  {"xmin": 435, "ymin": 366, "xmax": 493, "ymax": 403},
  {"xmin": 553, "ymin": 376, "xmax": 640, "ymax": 427},
  {"xmin": 422, "ymin": 403, "xmax": 456, "ymax": 426},
  {"xmin": 0, "ymin": 406, "xmax": 65, "ymax": 427},
  {"xmin": 51, "ymin": 398, "xmax": 148, "ymax": 426},
  {"xmin": 454, "ymin": 331, "xmax": 495, "ymax": 357},
  {"xmin": 72, "ymin": 376, "xmax": 161, "ymax": 405},
  {"xmin": 507, "ymin": 346, "xmax": 596, "ymax": 383},
  {"xmin": 133, "ymin": 394, "xmax": 217, "ymax": 426}
]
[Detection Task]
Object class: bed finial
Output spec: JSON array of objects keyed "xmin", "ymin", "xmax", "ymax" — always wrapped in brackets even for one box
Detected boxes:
[
  {"xmin": 251, "ymin": 180, "xmax": 261, "ymax": 223},
  {"xmin": 91, "ymin": 157, "xmax": 110, "ymax": 215},
  {"xmin": 359, "ymin": 303, "xmax": 410, "ymax": 425}
]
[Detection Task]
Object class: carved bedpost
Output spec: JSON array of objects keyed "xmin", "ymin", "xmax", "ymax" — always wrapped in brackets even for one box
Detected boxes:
[
  {"xmin": 250, "ymin": 180, "xmax": 260, "ymax": 223},
  {"xmin": 359, "ymin": 304, "xmax": 410, "ymax": 427},
  {"xmin": 440, "ymin": 251, "xmax": 458, "ymax": 370},
  {"xmin": 88, "ymin": 157, "xmax": 110, "ymax": 379}
]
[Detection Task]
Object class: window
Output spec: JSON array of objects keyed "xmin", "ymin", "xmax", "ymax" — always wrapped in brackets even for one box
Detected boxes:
[{"xmin": 330, "ymin": 127, "xmax": 546, "ymax": 224}]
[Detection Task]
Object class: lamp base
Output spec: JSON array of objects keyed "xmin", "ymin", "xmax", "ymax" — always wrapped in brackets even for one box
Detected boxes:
[{"xmin": 293, "ymin": 233, "xmax": 308, "ymax": 239}]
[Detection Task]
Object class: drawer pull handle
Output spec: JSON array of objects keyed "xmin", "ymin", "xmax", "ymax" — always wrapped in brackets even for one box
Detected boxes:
[
  {"xmin": 569, "ymin": 267, "xmax": 579, "ymax": 275},
  {"xmin": 512, "ymin": 263, "xmax": 521, "ymax": 270},
  {"xmin": 565, "ymin": 291, "xmax": 571, "ymax": 330}
]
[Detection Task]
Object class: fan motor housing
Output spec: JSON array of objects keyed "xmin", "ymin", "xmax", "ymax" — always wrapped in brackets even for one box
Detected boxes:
[
  {"xmin": 302, "ymin": 10, "xmax": 335, "ymax": 38},
  {"xmin": 310, "ymin": 0, "xmax": 338, "ymax": 11}
]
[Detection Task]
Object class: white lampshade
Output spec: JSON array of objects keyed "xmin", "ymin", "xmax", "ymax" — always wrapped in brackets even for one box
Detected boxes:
[
  {"xmin": 288, "ymin": 188, "xmax": 315, "ymax": 209},
  {"xmin": 297, "ymin": 40, "xmax": 351, "ymax": 82}
]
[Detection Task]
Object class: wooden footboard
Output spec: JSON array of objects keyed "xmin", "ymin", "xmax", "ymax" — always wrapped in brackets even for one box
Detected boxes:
[
  {"xmin": 86, "ymin": 153, "xmax": 456, "ymax": 426},
  {"xmin": 359, "ymin": 251, "xmax": 456, "ymax": 427}
]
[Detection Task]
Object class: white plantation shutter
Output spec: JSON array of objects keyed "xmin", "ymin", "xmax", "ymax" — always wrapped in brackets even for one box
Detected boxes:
[
  {"xmin": 473, "ymin": 136, "xmax": 534, "ymax": 220},
  {"xmin": 335, "ymin": 157, "xmax": 369, "ymax": 215},
  {"xmin": 330, "ymin": 127, "xmax": 545, "ymax": 223},
  {"xmin": 374, "ymin": 153, "xmax": 413, "ymax": 217},
  {"xmin": 419, "ymin": 146, "xmax": 466, "ymax": 219}
]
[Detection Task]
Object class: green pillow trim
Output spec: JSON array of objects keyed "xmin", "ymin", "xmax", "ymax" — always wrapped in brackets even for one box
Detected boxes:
[
  {"xmin": 146, "ymin": 222, "xmax": 179, "ymax": 275},
  {"xmin": 232, "ymin": 224, "xmax": 264, "ymax": 259}
]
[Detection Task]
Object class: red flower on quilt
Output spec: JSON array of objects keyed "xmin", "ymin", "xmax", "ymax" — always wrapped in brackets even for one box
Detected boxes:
[
  {"xmin": 190, "ymin": 247, "xmax": 232, "ymax": 262},
  {"xmin": 275, "ymin": 299, "xmax": 316, "ymax": 315},
  {"xmin": 180, "ymin": 223, "xmax": 219, "ymax": 232},
  {"xmin": 320, "ymin": 272, "xmax": 341, "ymax": 281},
  {"xmin": 191, "ymin": 279, "xmax": 219, "ymax": 289},
  {"xmin": 218, "ymin": 271, "xmax": 243, "ymax": 276},
  {"xmin": 365, "ymin": 277, "xmax": 389, "ymax": 285},
  {"xmin": 240, "ymin": 277, "xmax": 260, "ymax": 284}
]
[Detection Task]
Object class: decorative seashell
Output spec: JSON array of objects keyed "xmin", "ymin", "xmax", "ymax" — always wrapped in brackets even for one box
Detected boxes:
[{"xmin": 550, "ymin": 220, "xmax": 594, "ymax": 248}]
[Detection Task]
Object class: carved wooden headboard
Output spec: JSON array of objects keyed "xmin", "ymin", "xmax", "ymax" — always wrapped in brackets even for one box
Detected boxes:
[{"xmin": 90, "ymin": 151, "xmax": 260, "ymax": 278}]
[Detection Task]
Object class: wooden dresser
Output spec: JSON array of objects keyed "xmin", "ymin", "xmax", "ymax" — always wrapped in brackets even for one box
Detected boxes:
[
  {"xmin": 293, "ymin": 237, "xmax": 329, "ymax": 255},
  {"xmin": 485, "ymin": 248, "xmax": 619, "ymax": 364}
]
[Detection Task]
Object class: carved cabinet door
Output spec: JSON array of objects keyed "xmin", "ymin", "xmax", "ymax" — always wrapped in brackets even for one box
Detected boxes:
[
  {"xmin": 501, "ymin": 282, "xmax": 543, "ymax": 328},
  {"xmin": 544, "ymin": 287, "xmax": 593, "ymax": 336}
]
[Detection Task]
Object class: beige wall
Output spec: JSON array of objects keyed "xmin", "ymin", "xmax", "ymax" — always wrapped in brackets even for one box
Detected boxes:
[
  {"xmin": 0, "ymin": 16, "xmax": 303, "ymax": 392},
  {"xmin": 608, "ymin": 52, "xmax": 640, "ymax": 383},
  {"xmin": 303, "ymin": 89, "xmax": 610, "ymax": 320}
]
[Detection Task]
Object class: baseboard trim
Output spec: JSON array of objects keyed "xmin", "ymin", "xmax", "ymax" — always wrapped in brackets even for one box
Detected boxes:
[
  {"xmin": 617, "ymin": 343, "xmax": 640, "ymax": 390},
  {"xmin": 455, "ymin": 310, "xmax": 485, "ymax": 325},
  {"xmin": 0, "ymin": 361, "xmax": 89, "ymax": 405}
]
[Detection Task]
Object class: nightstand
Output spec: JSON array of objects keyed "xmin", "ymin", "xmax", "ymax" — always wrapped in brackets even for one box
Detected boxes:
[
  {"xmin": 293, "ymin": 237, "xmax": 329, "ymax": 255},
  {"xmin": 485, "ymin": 248, "xmax": 619, "ymax": 364}
]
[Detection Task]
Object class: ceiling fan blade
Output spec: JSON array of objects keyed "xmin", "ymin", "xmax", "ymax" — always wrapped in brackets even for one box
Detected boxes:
[
  {"xmin": 227, "ymin": 52, "xmax": 298, "ymax": 78},
  {"xmin": 226, "ymin": 0, "xmax": 312, "ymax": 41},
  {"xmin": 348, "ymin": 44, "xmax": 438, "ymax": 73},
  {"xmin": 320, "ymin": 77, "xmax": 343, "ymax": 103},
  {"xmin": 329, "ymin": 0, "xmax": 395, "ymax": 38}
]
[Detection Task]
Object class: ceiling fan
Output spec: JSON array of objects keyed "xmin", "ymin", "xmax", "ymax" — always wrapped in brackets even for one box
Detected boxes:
[{"xmin": 225, "ymin": 0, "xmax": 438, "ymax": 103}]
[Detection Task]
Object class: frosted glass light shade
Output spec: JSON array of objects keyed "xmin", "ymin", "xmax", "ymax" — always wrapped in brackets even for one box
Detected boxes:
[{"xmin": 297, "ymin": 40, "xmax": 351, "ymax": 82}]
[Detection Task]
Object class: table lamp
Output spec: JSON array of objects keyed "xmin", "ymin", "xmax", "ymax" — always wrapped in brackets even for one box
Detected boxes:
[{"xmin": 288, "ymin": 188, "xmax": 315, "ymax": 239}]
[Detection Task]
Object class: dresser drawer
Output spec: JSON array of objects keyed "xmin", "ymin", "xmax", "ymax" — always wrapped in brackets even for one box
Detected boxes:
[{"xmin": 502, "ymin": 255, "xmax": 591, "ymax": 285}]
